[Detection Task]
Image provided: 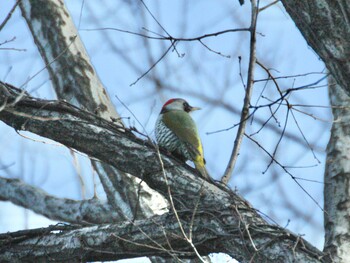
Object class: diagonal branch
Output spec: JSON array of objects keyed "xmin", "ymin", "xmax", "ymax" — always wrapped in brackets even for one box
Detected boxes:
[{"xmin": 0, "ymin": 0, "xmax": 19, "ymax": 31}]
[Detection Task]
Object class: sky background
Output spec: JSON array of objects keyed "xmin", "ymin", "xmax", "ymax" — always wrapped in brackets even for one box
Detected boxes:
[{"xmin": 0, "ymin": 1, "xmax": 330, "ymax": 262}]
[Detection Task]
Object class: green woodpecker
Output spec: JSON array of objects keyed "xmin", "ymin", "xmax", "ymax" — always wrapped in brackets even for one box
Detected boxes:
[{"xmin": 155, "ymin": 98, "xmax": 211, "ymax": 181}]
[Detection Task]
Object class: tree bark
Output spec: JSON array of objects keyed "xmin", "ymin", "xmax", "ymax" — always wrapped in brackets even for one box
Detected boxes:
[
  {"xmin": 0, "ymin": 208, "xmax": 324, "ymax": 262},
  {"xmin": 0, "ymin": 82, "xmax": 327, "ymax": 262},
  {"xmin": 324, "ymin": 77, "xmax": 350, "ymax": 262},
  {"xmin": 0, "ymin": 177, "xmax": 121, "ymax": 224}
]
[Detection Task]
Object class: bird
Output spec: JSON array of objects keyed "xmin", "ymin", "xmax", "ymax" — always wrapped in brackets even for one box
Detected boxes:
[{"xmin": 155, "ymin": 98, "xmax": 212, "ymax": 182}]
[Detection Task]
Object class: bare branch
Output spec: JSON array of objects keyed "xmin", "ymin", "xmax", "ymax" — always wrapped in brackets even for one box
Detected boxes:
[
  {"xmin": 221, "ymin": 1, "xmax": 259, "ymax": 184},
  {"xmin": 82, "ymin": 27, "xmax": 250, "ymax": 42},
  {"xmin": 259, "ymin": 0, "xmax": 280, "ymax": 12},
  {"xmin": 0, "ymin": 177, "xmax": 122, "ymax": 224},
  {"xmin": 0, "ymin": 0, "xmax": 19, "ymax": 31}
]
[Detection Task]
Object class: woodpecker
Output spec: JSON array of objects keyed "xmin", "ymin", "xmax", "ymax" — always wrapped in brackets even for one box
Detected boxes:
[{"xmin": 155, "ymin": 98, "xmax": 212, "ymax": 181}]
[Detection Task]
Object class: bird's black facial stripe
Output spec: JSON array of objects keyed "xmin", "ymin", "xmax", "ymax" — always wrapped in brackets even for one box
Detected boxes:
[{"xmin": 183, "ymin": 102, "xmax": 191, "ymax": 112}]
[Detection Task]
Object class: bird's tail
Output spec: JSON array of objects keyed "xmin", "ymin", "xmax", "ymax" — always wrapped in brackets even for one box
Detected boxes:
[{"xmin": 194, "ymin": 159, "xmax": 214, "ymax": 183}]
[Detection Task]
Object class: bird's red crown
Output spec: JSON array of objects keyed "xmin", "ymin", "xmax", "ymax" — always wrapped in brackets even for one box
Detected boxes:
[{"xmin": 162, "ymin": 98, "xmax": 181, "ymax": 109}]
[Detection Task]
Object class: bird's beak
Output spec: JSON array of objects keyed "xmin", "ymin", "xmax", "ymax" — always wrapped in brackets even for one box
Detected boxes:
[{"xmin": 189, "ymin": 106, "xmax": 201, "ymax": 112}]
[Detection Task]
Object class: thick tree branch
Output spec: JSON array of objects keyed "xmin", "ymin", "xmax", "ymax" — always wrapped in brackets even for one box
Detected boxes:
[
  {"xmin": 0, "ymin": 82, "xmax": 225, "ymax": 209},
  {"xmin": 0, "ymin": 207, "xmax": 325, "ymax": 262},
  {"xmin": 0, "ymin": 82, "xmax": 327, "ymax": 262},
  {"xmin": 0, "ymin": 177, "xmax": 122, "ymax": 225}
]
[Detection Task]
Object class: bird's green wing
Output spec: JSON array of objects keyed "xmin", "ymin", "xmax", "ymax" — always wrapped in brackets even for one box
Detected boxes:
[{"xmin": 162, "ymin": 111, "xmax": 204, "ymax": 160}]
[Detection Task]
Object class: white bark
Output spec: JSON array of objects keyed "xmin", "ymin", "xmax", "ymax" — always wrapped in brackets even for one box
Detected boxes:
[
  {"xmin": 324, "ymin": 76, "xmax": 350, "ymax": 262},
  {"xmin": 20, "ymin": 0, "xmax": 118, "ymax": 119}
]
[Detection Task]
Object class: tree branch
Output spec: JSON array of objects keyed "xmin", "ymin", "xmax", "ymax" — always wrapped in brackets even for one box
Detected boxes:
[
  {"xmin": 0, "ymin": 207, "xmax": 325, "ymax": 262},
  {"xmin": 222, "ymin": 0, "xmax": 258, "ymax": 184},
  {"xmin": 0, "ymin": 177, "xmax": 122, "ymax": 225},
  {"xmin": 0, "ymin": 0, "xmax": 19, "ymax": 31}
]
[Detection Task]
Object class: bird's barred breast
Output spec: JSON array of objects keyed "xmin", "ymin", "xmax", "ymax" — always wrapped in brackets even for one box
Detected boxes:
[{"xmin": 155, "ymin": 118, "xmax": 179, "ymax": 151}]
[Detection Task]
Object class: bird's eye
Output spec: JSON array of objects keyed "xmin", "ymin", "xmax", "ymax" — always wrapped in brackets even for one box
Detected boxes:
[{"xmin": 183, "ymin": 102, "xmax": 191, "ymax": 112}]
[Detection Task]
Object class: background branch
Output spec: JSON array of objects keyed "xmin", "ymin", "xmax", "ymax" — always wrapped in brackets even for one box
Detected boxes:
[{"xmin": 0, "ymin": 177, "xmax": 121, "ymax": 224}]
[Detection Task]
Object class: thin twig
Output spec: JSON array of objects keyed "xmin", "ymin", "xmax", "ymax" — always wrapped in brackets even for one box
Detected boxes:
[
  {"xmin": 81, "ymin": 27, "xmax": 250, "ymax": 42},
  {"xmin": 0, "ymin": 0, "xmax": 20, "ymax": 31},
  {"xmin": 290, "ymin": 109, "xmax": 320, "ymax": 163},
  {"xmin": 130, "ymin": 43, "xmax": 173, "ymax": 86},
  {"xmin": 248, "ymin": 75, "xmax": 328, "ymax": 111},
  {"xmin": 198, "ymin": 39, "xmax": 231, "ymax": 58},
  {"xmin": 139, "ymin": 0, "xmax": 171, "ymax": 37},
  {"xmin": 244, "ymin": 133, "xmax": 325, "ymax": 212},
  {"xmin": 256, "ymin": 60, "xmax": 283, "ymax": 95},
  {"xmin": 254, "ymin": 71, "xmax": 328, "ymax": 83},
  {"xmin": 221, "ymin": 0, "xmax": 259, "ymax": 184},
  {"xmin": 291, "ymin": 106, "xmax": 333, "ymax": 122},
  {"xmin": 189, "ymin": 184, "xmax": 204, "ymax": 241},
  {"xmin": 77, "ymin": 0, "xmax": 85, "ymax": 30},
  {"xmin": 259, "ymin": 0, "xmax": 280, "ymax": 12},
  {"xmin": 264, "ymin": 106, "xmax": 290, "ymax": 174}
]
